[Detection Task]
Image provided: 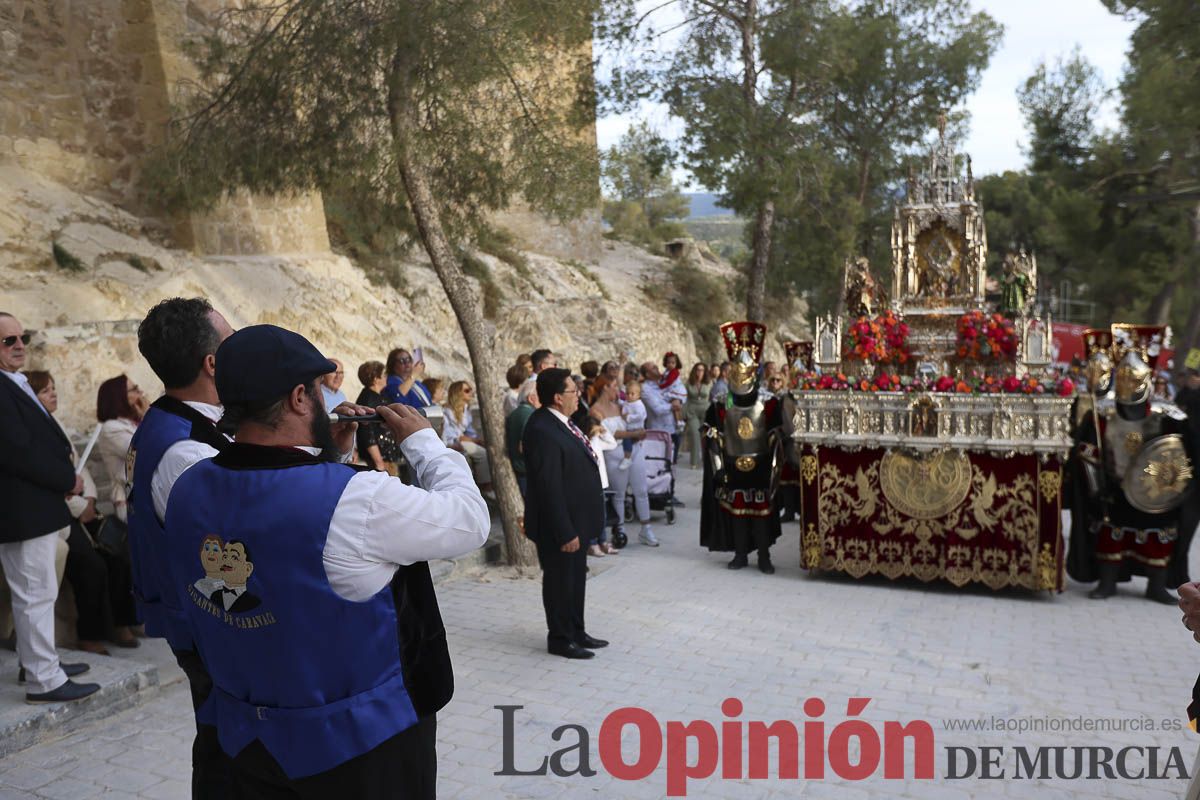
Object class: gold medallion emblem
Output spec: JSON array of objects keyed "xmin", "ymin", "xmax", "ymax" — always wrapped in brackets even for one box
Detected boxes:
[
  {"xmin": 735, "ymin": 456, "xmax": 757, "ymax": 472},
  {"xmin": 1124, "ymin": 431, "xmax": 1143, "ymax": 455},
  {"xmin": 879, "ymin": 450, "xmax": 972, "ymax": 520},
  {"xmin": 737, "ymin": 417, "xmax": 755, "ymax": 440}
]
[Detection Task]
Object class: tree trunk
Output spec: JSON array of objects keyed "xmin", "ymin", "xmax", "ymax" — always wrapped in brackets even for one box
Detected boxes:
[
  {"xmin": 746, "ymin": 200, "xmax": 774, "ymax": 322},
  {"xmin": 739, "ymin": 0, "xmax": 773, "ymax": 323},
  {"xmin": 1147, "ymin": 279, "xmax": 1176, "ymax": 326},
  {"xmin": 389, "ymin": 68, "xmax": 536, "ymax": 568}
]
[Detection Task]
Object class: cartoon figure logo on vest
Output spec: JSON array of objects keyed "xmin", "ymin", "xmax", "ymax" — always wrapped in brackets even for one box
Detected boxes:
[
  {"xmin": 194, "ymin": 537, "xmax": 262, "ymax": 613},
  {"xmin": 193, "ymin": 535, "xmax": 226, "ymax": 597}
]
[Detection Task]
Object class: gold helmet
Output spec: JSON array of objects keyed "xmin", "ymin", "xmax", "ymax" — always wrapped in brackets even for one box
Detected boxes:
[
  {"xmin": 1114, "ymin": 350, "xmax": 1152, "ymax": 406},
  {"xmin": 1110, "ymin": 324, "xmax": 1168, "ymax": 406},
  {"xmin": 720, "ymin": 321, "xmax": 766, "ymax": 398}
]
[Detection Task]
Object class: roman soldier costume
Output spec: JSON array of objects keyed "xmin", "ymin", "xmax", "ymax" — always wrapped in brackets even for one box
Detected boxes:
[
  {"xmin": 1070, "ymin": 325, "xmax": 1194, "ymax": 603},
  {"xmin": 700, "ymin": 322, "xmax": 784, "ymax": 573}
]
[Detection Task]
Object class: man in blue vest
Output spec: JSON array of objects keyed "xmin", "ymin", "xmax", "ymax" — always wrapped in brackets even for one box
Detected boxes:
[
  {"xmin": 165, "ymin": 324, "xmax": 489, "ymax": 797},
  {"xmin": 130, "ymin": 297, "xmax": 235, "ymax": 796}
]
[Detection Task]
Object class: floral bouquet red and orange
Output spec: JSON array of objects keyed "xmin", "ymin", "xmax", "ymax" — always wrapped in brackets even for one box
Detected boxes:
[{"xmin": 956, "ymin": 311, "xmax": 1017, "ymax": 361}]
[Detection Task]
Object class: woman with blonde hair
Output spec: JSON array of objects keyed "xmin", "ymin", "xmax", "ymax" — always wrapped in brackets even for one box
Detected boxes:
[{"xmin": 442, "ymin": 380, "xmax": 492, "ymax": 493}]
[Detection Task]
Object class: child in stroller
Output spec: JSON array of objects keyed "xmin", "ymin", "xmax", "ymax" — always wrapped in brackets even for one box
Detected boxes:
[{"xmin": 624, "ymin": 429, "xmax": 677, "ymax": 526}]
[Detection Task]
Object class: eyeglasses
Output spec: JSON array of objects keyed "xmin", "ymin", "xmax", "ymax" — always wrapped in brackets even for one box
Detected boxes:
[
  {"xmin": 560, "ymin": 388, "xmax": 578, "ymax": 395},
  {"xmin": 127, "ymin": 385, "xmax": 142, "ymax": 394},
  {"xmin": 334, "ymin": 371, "xmax": 344, "ymax": 376},
  {"xmin": 396, "ymin": 357, "xmax": 413, "ymax": 365},
  {"xmin": 1, "ymin": 334, "xmax": 30, "ymax": 348}
]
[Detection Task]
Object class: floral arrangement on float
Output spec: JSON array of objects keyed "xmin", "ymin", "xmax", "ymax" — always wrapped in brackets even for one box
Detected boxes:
[
  {"xmin": 843, "ymin": 315, "xmax": 887, "ymax": 362},
  {"xmin": 956, "ymin": 310, "xmax": 1018, "ymax": 361},
  {"xmin": 876, "ymin": 309, "xmax": 911, "ymax": 365},
  {"xmin": 843, "ymin": 311, "xmax": 911, "ymax": 364},
  {"xmin": 798, "ymin": 371, "xmax": 1075, "ymax": 397}
]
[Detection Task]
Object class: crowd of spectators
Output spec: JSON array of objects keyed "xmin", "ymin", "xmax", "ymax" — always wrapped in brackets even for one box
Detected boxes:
[{"xmin": 0, "ymin": 319, "xmax": 730, "ymax": 691}]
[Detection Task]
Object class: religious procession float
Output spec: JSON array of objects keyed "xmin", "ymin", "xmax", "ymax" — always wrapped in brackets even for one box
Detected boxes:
[{"xmin": 785, "ymin": 122, "xmax": 1072, "ymax": 592}]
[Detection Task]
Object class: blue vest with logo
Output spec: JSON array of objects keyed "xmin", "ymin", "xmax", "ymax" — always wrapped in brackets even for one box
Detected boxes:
[
  {"xmin": 165, "ymin": 444, "xmax": 438, "ymax": 779},
  {"xmin": 128, "ymin": 398, "xmax": 224, "ymax": 651}
]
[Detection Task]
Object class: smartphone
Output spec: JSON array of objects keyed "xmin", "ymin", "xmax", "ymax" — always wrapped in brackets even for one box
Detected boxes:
[{"xmin": 413, "ymin": 346, "xmax": 424, "ymax": 363}]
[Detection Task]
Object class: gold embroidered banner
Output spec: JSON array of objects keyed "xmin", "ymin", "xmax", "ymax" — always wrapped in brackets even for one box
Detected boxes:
[{"xmin": 799, "ymin": 445, "xmax": 1063, "ymax": 592}]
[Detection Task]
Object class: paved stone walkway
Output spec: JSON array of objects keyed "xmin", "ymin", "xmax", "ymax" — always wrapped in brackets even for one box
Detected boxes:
[{"xmin": 1, "ymin": 466, "xmax": 1197, "ymax": 798}]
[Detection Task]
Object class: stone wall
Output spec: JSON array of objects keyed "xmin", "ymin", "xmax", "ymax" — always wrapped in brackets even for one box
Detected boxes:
[
  {"xmin": 0, "ymin": 0, "xmax": 330, "ymax": 256},
  {"xmin": 0, "ymin": 0, "xmax": 172, "ymax": 205}
]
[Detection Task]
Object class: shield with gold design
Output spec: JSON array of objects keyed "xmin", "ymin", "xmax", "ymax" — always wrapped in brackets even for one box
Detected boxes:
[{"xmin": 1125, "ymin": 434, "xmax": 1194, "ymax": 514}]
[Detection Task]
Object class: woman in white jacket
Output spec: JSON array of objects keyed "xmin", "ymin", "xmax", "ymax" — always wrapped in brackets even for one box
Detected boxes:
[{"xmin": 94, "ymin": 374, "xmax": 147, "ymax": 523}]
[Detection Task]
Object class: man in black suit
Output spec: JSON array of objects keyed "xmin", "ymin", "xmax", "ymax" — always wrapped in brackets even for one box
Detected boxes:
[
  {"xmin": 0, "ymin": 312, "xmax": 99, "ymax": 703},
  {"xmin": 522, "ymin": 368, "xmax": 608, "ymax": 659}
]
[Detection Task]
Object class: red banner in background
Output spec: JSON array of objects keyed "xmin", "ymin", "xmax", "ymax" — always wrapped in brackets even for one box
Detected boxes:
[
  {"xmin": 1052, "ymin": 323, "xmax": 1088, "ymax": 366},
  {"xmin": 1051, "ymin": 323, "xmax": 1176, "ymax": 371}
]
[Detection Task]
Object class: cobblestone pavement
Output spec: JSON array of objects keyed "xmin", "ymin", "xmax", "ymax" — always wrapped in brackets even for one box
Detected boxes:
[{"xmin": 2, "ymin": 466, "xmax": 1198, "ymax": 799}]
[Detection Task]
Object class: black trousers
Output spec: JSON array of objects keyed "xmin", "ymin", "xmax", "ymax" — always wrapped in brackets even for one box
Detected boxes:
[
  {"xmin": 175, "ymin": 648, "xmax": 235, "ymax": 799},
  {"xmin": 64, "ymin": 521, "xmax": 137, "ymax": 640},
  {"xmin": 227, "ymin": 715, "xmax": 437, "ymax": 800},
  {"xmin": 536, "ymin": 541, "xmax": 586, "ymax": 648}
]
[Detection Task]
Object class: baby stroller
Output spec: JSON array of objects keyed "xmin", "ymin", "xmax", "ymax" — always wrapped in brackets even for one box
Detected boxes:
[{"xmin": 625, "ymin": 430, "xmax": 677, "ymax": 525}]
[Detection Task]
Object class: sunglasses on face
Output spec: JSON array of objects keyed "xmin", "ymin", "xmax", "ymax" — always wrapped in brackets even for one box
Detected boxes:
[{"xmin": 1, "ymin": 334, "xmax": 30, "ymax": 347}]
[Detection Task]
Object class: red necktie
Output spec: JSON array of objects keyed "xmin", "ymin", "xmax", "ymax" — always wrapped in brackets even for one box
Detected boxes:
[{"xmin": 567, "ymin": 419, "xmax": 598, "ymax": 463}]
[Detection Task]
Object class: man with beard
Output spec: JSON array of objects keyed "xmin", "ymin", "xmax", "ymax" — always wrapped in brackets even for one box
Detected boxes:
[
  {"xmin": 700, "ymin": 322, "xmax": 784, "ymax": 573},
  {"xmin": 163, "ymin": 325, "xmax": 490, "ymax": 797}
]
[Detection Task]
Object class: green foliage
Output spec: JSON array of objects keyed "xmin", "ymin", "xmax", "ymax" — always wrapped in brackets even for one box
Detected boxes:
[
  {"xmin": 474, "ymin": 226, "xmax": 534, "ymax": 287},
  {"xmin": 683, "ymin": 216, "xmax": 748, "ymax": 265},
  {"xmin": 641, "ymin": 261, "xmax": 733, "ymax": 359},
  {"xmin": 149, "ymin": 1, "xmax": 600, "ymax": 241},
  {"xmin": 565, "ymin": 259, "xmax": 611, "ymax": 300},
  {"xmin": 126, "ymin": 255, "xmax": 152, "ymax": 273},
  {"xmin": 52, "ymin": 242, "xmax": 84, "ymax": 272},
  {"xmin": 601, "ymin": 0, "xmax": 1002, "ymax": 317},
  {"xmin": 1018, "ymin": 49, "xmax": 1105, "ymax": 174},
  {"xmin": 601, "ymin": 123, "xmax": 689, "ymax": 248},
  {"xmin": 323, "ymin": 180, "xmax": 415, "ymax": 291}
]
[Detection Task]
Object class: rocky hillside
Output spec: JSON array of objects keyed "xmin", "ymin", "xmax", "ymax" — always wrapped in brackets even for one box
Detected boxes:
[{"xmin": 0, "ymin": 163, "xmax": 806, "ymax": 438}]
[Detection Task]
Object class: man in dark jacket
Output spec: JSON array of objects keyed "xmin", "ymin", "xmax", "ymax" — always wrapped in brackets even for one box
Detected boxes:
[
  {"xmin": 522, "ymin": 368, "xmax": 607, "ymax": 659},
  {"xmin": 0, "ymin": 312, "xmax": 98, "ymax": 703}
]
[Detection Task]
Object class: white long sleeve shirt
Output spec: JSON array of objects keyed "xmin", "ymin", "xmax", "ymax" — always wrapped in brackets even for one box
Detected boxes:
[
  {"xmin": 317, "ymin": 428, "xmax": 490, "ymax": 600},
  {"xmin": 159, "ymin": 420, "xmax": 490, "ymax": 603},
  {"xmin": 151, "ymin": 401, "xmax": 226, "ymax": 521}
]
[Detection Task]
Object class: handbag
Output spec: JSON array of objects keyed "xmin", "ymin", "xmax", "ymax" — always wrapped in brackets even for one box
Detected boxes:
[{"xmin": 90, "ymin": 514, "xmax": 130, "ymax": 559}]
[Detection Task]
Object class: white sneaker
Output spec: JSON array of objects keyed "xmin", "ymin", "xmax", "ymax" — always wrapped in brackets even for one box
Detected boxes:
[
  {"xmin": 618, "ymin": 457, "xmax": 631, "ymax": 471},
  {"xmin": 638, "ymin": 526, "xmax": 660, "ymax": 547}
]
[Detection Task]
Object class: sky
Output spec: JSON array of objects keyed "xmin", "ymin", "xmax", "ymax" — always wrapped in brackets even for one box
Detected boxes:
[{"xmin": 595, "ymin": 0, "xmax": 1138, "ymax": 188}]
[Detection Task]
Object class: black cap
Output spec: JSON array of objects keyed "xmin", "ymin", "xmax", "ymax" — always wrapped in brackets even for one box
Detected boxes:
[{"xmin": 215, "ymin": 324, "xmax": 336, "ymax": 410}]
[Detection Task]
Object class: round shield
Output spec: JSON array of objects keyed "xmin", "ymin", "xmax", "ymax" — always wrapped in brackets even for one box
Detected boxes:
[{"xmin": 1124, "ymin": 434, "xmax": 1195, "ymax": 514}]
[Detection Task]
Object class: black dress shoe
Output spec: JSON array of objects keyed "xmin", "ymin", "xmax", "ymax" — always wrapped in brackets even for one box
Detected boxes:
[
  {"xmin": 548, "ymin": 642, "xmax": 595, "ymax": 660},
  {"xmin": 26, "ymin": 679, "xmax": 101, "ymax": 704},
  {"xmin": 728, "ymin": 554, "xmax": 748, "ymax": 570},
  {"xmin": 577, "ymin": 634, "xmax": 609, "ymax": 649},
  {"xmin": 758, "ymin": 558, "xmax": 776, "ymax": 575},
  {"xmin": 18, "ymin": 662, "xmax": 90, "ymax": 684}
]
